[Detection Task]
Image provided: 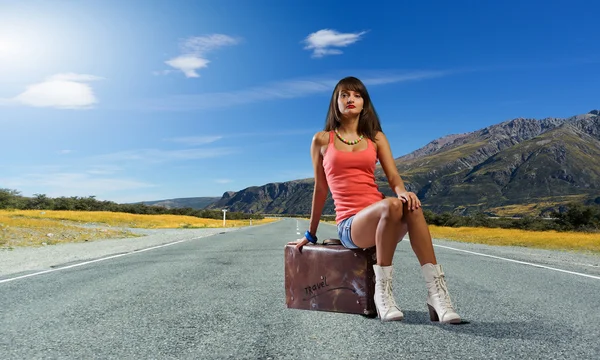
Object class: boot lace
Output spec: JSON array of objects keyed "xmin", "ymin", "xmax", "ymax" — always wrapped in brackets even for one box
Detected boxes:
[
  {"xmin": 434, "ymin": 274, "xmax": 454, "ymax": 310},
  {"xmin": 380, "ymin": 279, "xmax": 399, "ymax": 310}
]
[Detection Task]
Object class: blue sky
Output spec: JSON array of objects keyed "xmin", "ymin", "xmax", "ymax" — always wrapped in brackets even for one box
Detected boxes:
[{"xmin": 0, "ymin": 0, "xmax": 598, "ymax": 203}]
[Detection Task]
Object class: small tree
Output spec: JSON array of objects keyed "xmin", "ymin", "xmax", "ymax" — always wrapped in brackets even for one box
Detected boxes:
[
  {"xmin": 27, "ymin": 193, "xmax": 54, "ymax": 210},
  {"xmin": 0, "ymin": 188, "xmax": 21, "ymax": 209}
]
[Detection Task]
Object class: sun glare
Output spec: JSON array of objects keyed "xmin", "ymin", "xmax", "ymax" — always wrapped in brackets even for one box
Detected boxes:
[
  {"xmin": 0, "ymin": 28, "xmax": 39, "ymax": 65},
  {"xmin": 0, "ymin": 36, "xmax": 20, "ymax": 58},
  {"xmin": 0, "ymin": 21, "xmax": 64, "ymax": 69}
]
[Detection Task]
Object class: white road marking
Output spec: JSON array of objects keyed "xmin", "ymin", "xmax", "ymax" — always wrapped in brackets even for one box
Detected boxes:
[
  {"xmin": 0, "ymin": 237, "xmax": 197, "ymax": 284},
  {"xmin": 322, "ymin": 222, "xmax": 599, "ymax": 280},
  {"xmin": 1, "ymin": 222, "xmax": 287, "ymax": 285},
  {"xmin": 9, "ymin": 217, "xmax": 591, "ymax": 284},
  {"xmin": 432, "ymin": 243, "xmax": 600, "ymax": 280}
]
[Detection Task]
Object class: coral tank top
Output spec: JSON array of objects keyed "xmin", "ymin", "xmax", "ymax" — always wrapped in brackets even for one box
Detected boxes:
[{"xmin": 322, "ymin": 131, "xmax": 385, "ymax": 223}]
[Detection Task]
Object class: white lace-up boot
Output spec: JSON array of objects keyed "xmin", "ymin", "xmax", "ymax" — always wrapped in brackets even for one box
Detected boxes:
[
  {"xmin": 421, "ymin": 263, "xmax": 461, "ymax": 324},
  {"xmin": 373, "ymin": 265, "xmax": 404, "ymax": 322}
]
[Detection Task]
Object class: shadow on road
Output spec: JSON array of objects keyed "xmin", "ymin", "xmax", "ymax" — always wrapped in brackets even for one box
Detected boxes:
[{"xmin": 397, "ymin": 310, "xmax": 575, "ymax": 341}]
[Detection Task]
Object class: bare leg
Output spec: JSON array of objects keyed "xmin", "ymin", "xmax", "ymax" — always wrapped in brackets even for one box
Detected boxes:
[
  {"xmin": 349, "ymin": 197, "xmax": 406, "ymax": 321},
  {"xmin": 403, "ymin": 205, "xmax": 437, "ymax": 266},
  {"xmin": 402, "ymin": 205, "xmax": 461, "ymax": 323},
  {"xmin": 350, "ymin": 197, "xmax": 405, "ymax": 265},
  {"xmin": 351, "ymin": 198, "xmax": 461, "ymax": 323}
]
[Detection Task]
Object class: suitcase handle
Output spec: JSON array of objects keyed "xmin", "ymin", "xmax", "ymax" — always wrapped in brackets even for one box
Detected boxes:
[{"xmin": 322, "ymin": 238, "xmax": 342, "ymax": 245}]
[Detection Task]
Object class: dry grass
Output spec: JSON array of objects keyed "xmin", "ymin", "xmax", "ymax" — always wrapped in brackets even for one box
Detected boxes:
[
  {"xmin": 429, "ymin": 225, "xmax": 600, "ymax": 253},
  {"xmin": 0, "ymin": 214, "xmax": 138, "ymax": 248},
  {"xmin": 0, "ymin": 210, "xmax": 278, "ymax": 228},
  {"xmin": 489, "ymin": 203, "xmax": 550, "ymax": 217},
  {"xmin": 0, "ymin": 210, "xmax": 278, "ymax": 248},
  {"xmin": 320, "ymin": 220, "xmax": 599, "ymax": 253},
  {"xmin": 489, "ymin": 195, "xmax": 588, "ymax": 217}
]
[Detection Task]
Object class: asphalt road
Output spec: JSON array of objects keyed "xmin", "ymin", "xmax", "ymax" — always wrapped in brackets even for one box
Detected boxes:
[{"xmin": 1, "ymin": 218, "xmax": 599, "ymax": 359}]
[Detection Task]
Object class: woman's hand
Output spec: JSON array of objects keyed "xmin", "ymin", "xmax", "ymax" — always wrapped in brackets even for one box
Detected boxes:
[
  {"xmin": 397, "ymin": 191, "xmax": 421, "ymax": 211},
  {"xmin": 290, "ymin": 237, "xmax": 309, "ymax": 252}
]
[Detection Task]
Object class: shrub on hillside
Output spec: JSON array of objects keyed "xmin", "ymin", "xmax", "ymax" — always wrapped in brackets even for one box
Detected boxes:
[
  {"xmin": 0, "ymin": 189, "xmax": 262, "ymax": 220},
  {"xmin": 551, "ymin": 202, "xmax": 600, "ymax": 231}
]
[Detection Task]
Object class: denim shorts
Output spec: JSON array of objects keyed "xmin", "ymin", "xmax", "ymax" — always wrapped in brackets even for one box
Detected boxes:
[{"xmin": 337, "ymin": 215, "xmax": 359, "ymax": 249}]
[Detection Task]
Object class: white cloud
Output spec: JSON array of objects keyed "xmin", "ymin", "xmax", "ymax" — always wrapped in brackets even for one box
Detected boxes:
[
  {"xmin": 144, "ymin": 70, "xmax": 449, "ymax": 111},
  {"xmin": 0, "ymin": 172, "xmax": 155, "ymax": 198},
  {"xmin": 47, "ymin": 73, "xmax": 104, "ymax": 82},
  {"xmin": 164, "ymin": 135, "xmax": 223, "ymax": 145},
  {"xmin": 164, "ymin": 34, "xmax": 240, "ymax": 78},
  {"xmin": 360, "ymin": 71, "xmax": 448, "ymax": 85},
  {"xmin": 181, "ymin": 34, "xmax": 240, "ymax": 54},
  {"xmin": 303, "ymin": 29, "xmax": 367, "ymax": 58},
  {"xmin": 86, "ymin": 165, "xmax": 124, "ymax": 175},
  {"xmin": 229, "ymin": 129, "xmax": 316, "ymax": 138},
  {"xmin": 165, "ymin": 55, "xmax": 209, "ymax": 78},
  {"xmin": 95, "ymin": 147, "xmax": 238, "ymax": 163},
  {"xmin": 58, "ymin": 150, "xmax": 73, "ymax": 155},
  {"xmin": 0, "ymin": 73, "xmax": 103, "ymax": 109}
]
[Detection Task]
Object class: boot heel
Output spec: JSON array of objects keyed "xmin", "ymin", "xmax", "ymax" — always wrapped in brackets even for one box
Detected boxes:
[
  {"xmin": 422, "ymin": 263, "xmax": 462, "ymax": 324},
  {"xmin": 428, "ymin": 304, "xmax": 439, "ymax": 322}
]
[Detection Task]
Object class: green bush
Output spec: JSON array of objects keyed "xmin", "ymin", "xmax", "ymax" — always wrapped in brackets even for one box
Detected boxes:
[
  {"xmin": 0, "ymin": 189, "xmax": 262, "ymax": 221},
  {"xmin": 424, "ymin": 203, "xmax": 598, "ymax": 232},
  {"xmin": 551, "ymin": 202, "xmax": 600, "ymax": 231},
  {"xmin": 2, "ymin": 188, "xmax": 598, "ymax": 232}
]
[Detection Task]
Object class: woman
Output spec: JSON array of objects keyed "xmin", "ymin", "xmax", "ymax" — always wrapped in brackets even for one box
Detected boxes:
[{"xmin": 293, "ymin": 76, "xmax": 462, "ymax": 324}]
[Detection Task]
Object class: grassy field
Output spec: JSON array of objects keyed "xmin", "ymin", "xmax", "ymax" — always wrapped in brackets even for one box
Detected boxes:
[
  {"xmin": 429, "ymin": 225, "xmax": 600, "ymax": 253},
  {"xmin": 2, "ymin": 210, "xmax": 598, "ymax": 253},
  {"xmin": 0, "ymin": 210, "xmax": 278, "ymax": 248},
  {"xmin": 322, "ymin": 219, "xmax": 599, "ymax": 253}
]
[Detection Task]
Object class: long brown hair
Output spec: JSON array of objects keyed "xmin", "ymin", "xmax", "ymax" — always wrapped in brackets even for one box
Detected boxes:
[{"xmin": 324, "ymin": 76, "xmax": 383, "ymax": 141}]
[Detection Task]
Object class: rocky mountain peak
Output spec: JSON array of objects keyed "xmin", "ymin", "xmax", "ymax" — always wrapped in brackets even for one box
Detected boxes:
[
  {"xmin": 221, "ymin": 191, "xmax": 236, "ymax": 199},
  {"xmin": 397, "ymin": 132, "xmax": 472, "ymax": 161},
  {"xmin": 203, "ymin": 109, "xmax": 600, "ymax": 216},
  {"xmin": 482, "ymin": 117, "xmax": 565, "ymax": 141}
]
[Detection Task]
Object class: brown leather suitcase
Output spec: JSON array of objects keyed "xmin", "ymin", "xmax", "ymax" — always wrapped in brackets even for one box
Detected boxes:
[{"xmin": 284, "ymin": 239, "xmax": 377, "ymax": 316}]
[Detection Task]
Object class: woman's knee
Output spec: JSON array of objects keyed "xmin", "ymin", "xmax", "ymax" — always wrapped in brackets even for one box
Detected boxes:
[
  {"xmin": 381, "ymin": 198, "xmax": 404, "ymax": 221},
  {"xmin": 404, "ymin": 205, "xmax": 425, "ymax": 220}
]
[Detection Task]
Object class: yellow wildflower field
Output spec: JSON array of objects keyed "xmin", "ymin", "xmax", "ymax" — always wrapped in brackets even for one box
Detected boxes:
[
  {"xmin": 323, "ymin": 219, "xmax": 599, "ymax": 253},
  {"xmin": 0, "ymin": 210, "xmax": 278, "ymax": 248},
  {"xmin": 429, "ymin": 225, "xmax": 600, "ymax": 253}
]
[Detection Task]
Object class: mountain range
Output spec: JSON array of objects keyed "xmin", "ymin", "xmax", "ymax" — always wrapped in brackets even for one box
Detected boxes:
[
  {"xmin": 138, "ymin": 197, "xmax": 221, "ymax": 209},
  {"xmin": 143, "ymin": 110, "xmax": 600, "ymax": 217}
]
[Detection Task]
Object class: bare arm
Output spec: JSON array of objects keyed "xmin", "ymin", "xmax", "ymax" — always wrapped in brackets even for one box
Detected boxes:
[
  {"xmin": 375, "ymin": 131, "xmax": 421, "ymax": 209},
  {"xmin": 308, "ymin": 131, "xmax": 329, "ymax": 236},
  {"xmin": 294, "ymin": 131, "xmax": 328, "ymax": 249}
]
